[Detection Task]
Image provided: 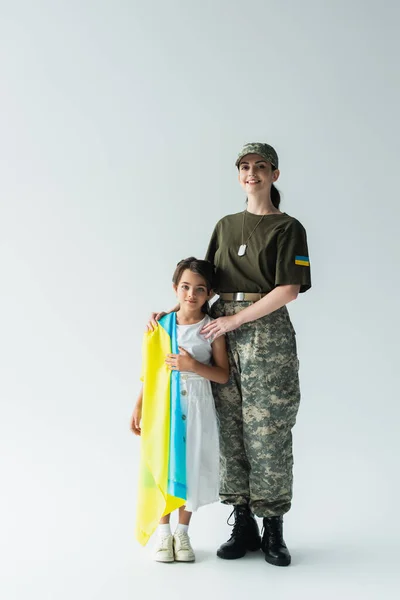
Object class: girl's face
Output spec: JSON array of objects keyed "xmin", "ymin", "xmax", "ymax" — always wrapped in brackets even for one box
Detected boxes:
[
  {"xmin": 174, "ymin": 269, "xmax": 211, "ymax": 312},
  {"xmin": 238, "ymin": 153, "xmax": 280, "ymax": 194}
]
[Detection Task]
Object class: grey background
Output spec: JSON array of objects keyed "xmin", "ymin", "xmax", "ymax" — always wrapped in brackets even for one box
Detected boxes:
[{"xmin": 1, "ymin": 1, "xmax": 399, "ymax": 598}]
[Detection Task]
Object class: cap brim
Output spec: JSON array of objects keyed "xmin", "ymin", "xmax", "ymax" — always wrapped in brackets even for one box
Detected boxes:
[{"xmin": 235, "ymin": 153, "xmax": 277, "ymax": 168}]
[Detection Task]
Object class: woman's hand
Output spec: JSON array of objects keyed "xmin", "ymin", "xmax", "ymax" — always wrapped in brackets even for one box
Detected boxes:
[
  {"xmin": 201, "ymin": 314, "xmax": 240, "ymax": 340},
  {"xmin": 146, "ymin": 311, "xmax": 167, "ymax": 332},
  {"xmin": 165, "ymin": 347, "xmax": 195, "ymax": 372},
  {"xmin": 130, "ymin": 404, "xmax": 142, "ymax": 436}
]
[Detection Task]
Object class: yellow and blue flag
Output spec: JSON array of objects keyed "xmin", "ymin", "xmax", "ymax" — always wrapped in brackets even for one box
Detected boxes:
[
  {"xmin": 295, "ymin": 255, "xmax": 310, "ymax": 267},
  {"xmin": 135, "ymin": 313, "xmax": 187, "ymax": 546}
]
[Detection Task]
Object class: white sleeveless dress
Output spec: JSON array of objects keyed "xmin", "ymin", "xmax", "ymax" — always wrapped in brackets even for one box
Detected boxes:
[{"xmin": 177, "ymin": 315, "xmax": 220, "ymax": 512}]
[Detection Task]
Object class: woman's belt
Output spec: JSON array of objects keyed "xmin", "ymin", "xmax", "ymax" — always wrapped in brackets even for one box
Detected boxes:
[{"xmin": 218, "ymin": 292, "xmax": 267, "ymax": 301}]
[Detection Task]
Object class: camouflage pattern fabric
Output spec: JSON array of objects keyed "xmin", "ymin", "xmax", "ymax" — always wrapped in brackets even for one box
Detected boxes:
[
  {"xmin": 235, "ymin": 142, "xmax": 279, "ymax": 169},
  {"xmin": 210, "ymin": 301, "xmax": 300, "ymax": 517}
]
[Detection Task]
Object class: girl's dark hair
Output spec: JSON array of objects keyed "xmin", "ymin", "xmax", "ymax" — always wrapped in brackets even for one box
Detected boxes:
[{"xmin": 172, "ymin": 257, "xmax": 215, "ymax": 314}]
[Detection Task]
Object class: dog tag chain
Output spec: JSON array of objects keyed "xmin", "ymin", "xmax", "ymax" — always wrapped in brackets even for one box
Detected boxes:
[{"xmin": 238, "ymin": 211, "xmax": 265, "ymax": 257}]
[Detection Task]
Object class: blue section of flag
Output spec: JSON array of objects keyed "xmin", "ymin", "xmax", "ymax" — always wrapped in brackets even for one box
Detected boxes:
[
  {"xmin": 160, "ymin": 313, "xmax": 187, "ymax": 500},
  {"xmin": 295, "ymin": 255, "xmax": 309, "ymax": 262}
]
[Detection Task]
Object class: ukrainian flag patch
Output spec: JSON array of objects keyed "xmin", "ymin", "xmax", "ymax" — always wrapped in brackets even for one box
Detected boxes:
[{"xmin": 295, "ymin": 255, "xmax": 310, "ymax": 267}]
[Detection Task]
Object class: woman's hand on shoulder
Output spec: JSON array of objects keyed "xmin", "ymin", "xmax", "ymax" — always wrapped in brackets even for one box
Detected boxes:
[{"xmin": 201, "ymin": 314, "xmax": 240, "ymax": 340}]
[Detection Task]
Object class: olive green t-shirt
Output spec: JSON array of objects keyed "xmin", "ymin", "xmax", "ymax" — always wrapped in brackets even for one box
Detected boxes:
[{"xmin": 205, "ymin": 211, "xmax": 311, "ymax": 294}]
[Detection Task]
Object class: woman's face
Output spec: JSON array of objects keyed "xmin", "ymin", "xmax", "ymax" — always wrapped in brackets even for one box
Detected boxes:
[{"xmin": 238, "ymin": 153, "xmax": 280, "ymax": 194}]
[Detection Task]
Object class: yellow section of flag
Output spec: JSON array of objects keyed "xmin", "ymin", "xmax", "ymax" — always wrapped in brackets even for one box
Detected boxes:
[{"xmin": 135, "ymin": 324, "xmax": 185, "ymax": 546}]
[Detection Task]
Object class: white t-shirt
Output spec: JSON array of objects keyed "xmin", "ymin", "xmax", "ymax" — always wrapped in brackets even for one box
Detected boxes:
[{"xmin": 176, "ymin": 315, "xmax": 213, "ymax": 366}]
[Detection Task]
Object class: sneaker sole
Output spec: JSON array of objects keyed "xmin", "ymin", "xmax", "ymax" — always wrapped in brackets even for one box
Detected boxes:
[
  {"xmin": 175, "ymin": 557, "xmax": 195, "ymax": 562},
  {"xmin": 154, "ymin": 556, "xmax": 174, "ymax": 563}
]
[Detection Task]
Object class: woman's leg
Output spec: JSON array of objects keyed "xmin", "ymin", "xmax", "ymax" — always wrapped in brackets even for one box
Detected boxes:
[
  {"xmin": 238, "ymin": 307, "xmax": 300, "ymax": 566},
  {"xmin": 212, "ymin": 301, "xmax": 261, "ymax": 559},
  {"xmin": 212, "ymin": 318, "xmax": 250, "ymax": 505},
  {"xmin": 237, "ymin": 307, "xmax": 300, "ymax": 516}
]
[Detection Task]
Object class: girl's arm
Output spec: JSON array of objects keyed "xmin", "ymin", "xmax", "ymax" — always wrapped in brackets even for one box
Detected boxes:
[
  {"xmin": 146, "ymin": 305, "xmax": 179, "ymax": 332},
  {"xmin": 190, "ymin": 335, "xmax": 229, "ymax": 383},
  {"xmin": 130, "ymin": 387, "xmax": 143, "ymax": 435},
  {"xmin": 201, "ymin": 284, "xmax": 300, "ymax": 340},
  {"xmin": 165, "ymin": 336, "xmax": 229, "ymax": 384}
]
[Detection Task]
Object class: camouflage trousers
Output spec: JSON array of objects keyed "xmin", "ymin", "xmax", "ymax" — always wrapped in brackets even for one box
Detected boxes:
[{"xmin": 210, "ymin": 301, "xmax": 301, "ymax": 517}]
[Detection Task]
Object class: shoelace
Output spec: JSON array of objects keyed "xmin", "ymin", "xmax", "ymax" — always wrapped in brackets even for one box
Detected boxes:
[
  {"xmin": 159, "ymin": 535, "xmax": 172, "ymax": 550},
  {"xmin": 227, "ymin": 508, "xmax": 249, "ymax": 539},
  {"xmin": 175, "ymin": 531, "xmax": 192, "ymax": 550},
  {"xmin": 226, "ymin": 508, "xmax": 236, "ymax": 527}
]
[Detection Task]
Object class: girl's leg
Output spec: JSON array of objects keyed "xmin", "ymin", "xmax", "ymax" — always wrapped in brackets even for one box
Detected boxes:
[
  {"xmin": 173, "ymin": 507, "xmax": 195, "ymax": 562},
  {"xmin": 159, "ymin": 514, "xmax": 171, "ymax": 525},
  {"xmin": 177, "ymin": 506, "xmax": 192, "ymax": 526},
  {"xmin": 158, "ymin": 512, "xmax": 171, "ymax": 535},
  {"xmin": 153, "ymin": 513, "xmax": 174, "ymax": 563}
]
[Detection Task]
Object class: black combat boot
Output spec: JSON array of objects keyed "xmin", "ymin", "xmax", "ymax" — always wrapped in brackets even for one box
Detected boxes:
[
  {"xmin": 217, "ymin": 505, "xmax": 261, "ymax": 559},
  {"xmin": 261, "ymin": 516, "xmax": 291, "ymax": 566}
]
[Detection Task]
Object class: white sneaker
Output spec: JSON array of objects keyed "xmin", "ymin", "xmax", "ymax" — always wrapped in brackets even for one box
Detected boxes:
[
  {"xmin": 153, "ymin": 534, "xmax": 174, "ymax": 563},
  {"xmin": 173, "ymin": 531, "xmax": 195, "ymax": 562}
]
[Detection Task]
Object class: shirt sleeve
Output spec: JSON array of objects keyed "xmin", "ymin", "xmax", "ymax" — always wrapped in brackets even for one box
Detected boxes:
[
  {"xmin": 204, "ymin": 224, "xmax": 219, "ymax": 264},
  {"xmin": 275, "ymin": 219, "xmax": 311, "ymax": 293}
]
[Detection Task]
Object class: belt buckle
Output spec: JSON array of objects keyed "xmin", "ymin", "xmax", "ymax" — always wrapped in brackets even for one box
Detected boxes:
[{"xmin": 235, "ymin": 292, "xmax": 245, "ymax": 301}]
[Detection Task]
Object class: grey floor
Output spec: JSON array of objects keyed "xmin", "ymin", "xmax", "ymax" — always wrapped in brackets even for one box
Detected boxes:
[{"xmin": 3, "ymin": 499, "xmax": 399, "ymax": 600}]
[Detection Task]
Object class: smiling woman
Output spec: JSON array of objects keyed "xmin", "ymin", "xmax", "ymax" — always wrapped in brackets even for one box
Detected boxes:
[
  {"xmin": 148, "ymin": 142, "xmax": 312, "ymax": 569},
  {"xmin": 201, "ymin": 142, "xmax": 311, "ymax": 567}
]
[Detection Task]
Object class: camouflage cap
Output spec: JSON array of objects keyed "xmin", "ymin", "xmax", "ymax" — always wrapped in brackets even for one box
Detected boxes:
[{"xmin": 235, "ymin": 142, "xmax": 279, "ymax": 169}]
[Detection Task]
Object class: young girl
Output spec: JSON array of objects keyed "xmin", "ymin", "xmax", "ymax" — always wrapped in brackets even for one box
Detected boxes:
[{"xmin": 131, "ymin": 257, "xmax": 229, "ymax": 563}]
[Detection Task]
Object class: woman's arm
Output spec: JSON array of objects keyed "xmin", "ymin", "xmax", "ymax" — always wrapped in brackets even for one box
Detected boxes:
[
  {"xmin": 201, "ymin": 284, "xmax": 300, "ymax": 339},
  {"xmin": 235, "ymin": 284, "xmax": 300, "ymax": 325},
  {"xmin": 165, "ymin": 336, "xmax": 229, "ymax": 384}
]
